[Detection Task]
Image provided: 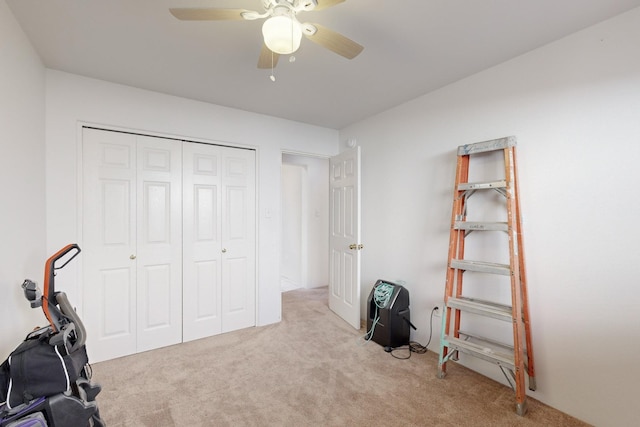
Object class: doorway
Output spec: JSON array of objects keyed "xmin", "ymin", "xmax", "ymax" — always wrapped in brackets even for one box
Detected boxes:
[{"xmin": 281, "ymin": 153, "xmax": 329, "ymax": 292}]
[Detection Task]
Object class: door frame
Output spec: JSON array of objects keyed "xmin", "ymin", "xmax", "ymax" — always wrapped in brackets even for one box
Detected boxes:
[
  {"xmin": 280, "ymin": 151, "xmax": 332, "ymax": 294},
  {"xmin": 280, "ymin": 148, "xmax": 362, "ymax": 329}
]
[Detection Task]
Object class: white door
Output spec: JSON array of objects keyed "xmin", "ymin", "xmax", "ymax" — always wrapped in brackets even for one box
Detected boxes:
[
  {"xmin": 220, "ymin": 147, "xmax": 256, "ymax": 333},
  {"xmin": 82, "ymin": 129, "xmax": 137, "ymax": 360},
  {"xmin": 182, "ymin": 142, "xmax": 223, "ymax": 341},
  {"xmin": 82, "ymin": 128, "xmax": 183, "ymax": 361},
  {"xmin": 329, "ymin": 147, "xmax": 362, "ymax": 329},
  {"xmin": 183, "ymin": 143, "xmax": 256, "ymax": 341},
  {"xmin": 135, "ymin": 136, "xmax": 183, "ymax": 352}
]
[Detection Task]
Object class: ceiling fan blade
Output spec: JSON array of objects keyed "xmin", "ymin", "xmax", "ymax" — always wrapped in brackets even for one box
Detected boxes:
[
  {"xmin": 257, "ymin": 44, "xmax": 280, "ymax": 69},
  {"xmin": 304, "ymin": 23, "xmax": 363, "ymax": 59},
  {"xmin": 169, "ymin": 8, "xmax": 248, "ymax": 21},
  {"xmin": 314, "ymin": 0, "xmax": 346, "ymax": 11}
]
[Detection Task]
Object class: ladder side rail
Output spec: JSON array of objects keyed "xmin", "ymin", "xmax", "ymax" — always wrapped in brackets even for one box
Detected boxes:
[
  {"xmin": 453, "ymin": 156, "xmax": 470, "ymax": 344},
  {"xmin": 512, "ymin": 145, "xmax": 536, "ymax": 390},
  {"xmin": 504, "ymin": 146, "xmax": 528, "ymax": 414},
  {"xmin": 453, "ymin": 190, "xmax": 468, "ymax": 340},
  {"xmin": 439, "ymin": 153, "xmax": 469, "ymax": 377}
]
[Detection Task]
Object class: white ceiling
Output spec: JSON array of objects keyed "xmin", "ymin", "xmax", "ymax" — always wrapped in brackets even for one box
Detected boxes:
[{"xmin": 7, "ymin": 0, "xmax": 640, "ymax": 129}]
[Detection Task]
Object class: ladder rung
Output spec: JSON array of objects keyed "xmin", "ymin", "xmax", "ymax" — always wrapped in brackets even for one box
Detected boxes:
[
  {"xmin": 443, "ymin": 335, "xmax": 515, "ymax": 369},
  {"xmin": 447, "ymin": 297, "xmax": 512, "ymax": 321},
  {"xmin": 454, "ymin": 221, "xmax": 508, "ymax": 231},
  {"xmin": 457, "ymin": 331, "xmax": 533, "ymax": 378},
  {"xmin": 450, "ymin": 259, "xmax": 511, "ymax": 275},
  {"xmin": 458, "ymin": 331, "xmax": 534, "ymax": 381},
  {"xmin": 458, "ymin": 180, "xmax": 507, "ymax": 191},
  {"xmin": 458, "ymin": 330, "xmax": 514, "ymax": 352},
  {"xmin": 457, "ymin": 136, "xmax": 517, "ymax": 155}
]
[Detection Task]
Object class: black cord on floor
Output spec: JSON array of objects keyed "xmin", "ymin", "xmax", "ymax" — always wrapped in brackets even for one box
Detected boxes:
[
  {"xmin": 386, "ymin": 341, "xmax": 427, "ymax": 360},
  {"xmin": 425, "ymin": 306, "xmax": 436, "ymax": 348},
  {"xmin": 386, "ymin": 306, "xmax": 438, "ymax": 360}
]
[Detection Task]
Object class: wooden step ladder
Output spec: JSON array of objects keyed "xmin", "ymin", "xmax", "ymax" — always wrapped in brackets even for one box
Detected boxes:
[{"xmin": 437, "ymin": 136, "xmax": 536, "ymax": 416}]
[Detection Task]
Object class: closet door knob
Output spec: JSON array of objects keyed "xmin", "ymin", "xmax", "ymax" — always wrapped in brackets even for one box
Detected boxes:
[
  {"xmin": 130, "ymin": 254, "xmax": 136, "ymax": 260},
  {"xmin": 222, "ymin": 248, "xmax": 227, "ymax": 253}
]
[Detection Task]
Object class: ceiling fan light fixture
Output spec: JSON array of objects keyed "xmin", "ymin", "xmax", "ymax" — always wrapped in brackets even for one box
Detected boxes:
[{"xmin": 262, "ymin": 15, "xmax": 302, "ymax": 55}]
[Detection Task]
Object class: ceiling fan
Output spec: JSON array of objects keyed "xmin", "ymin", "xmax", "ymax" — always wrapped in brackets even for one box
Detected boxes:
[{"xmin": 170, "ymin": 0, "xmax": 364, "ymax": 69}]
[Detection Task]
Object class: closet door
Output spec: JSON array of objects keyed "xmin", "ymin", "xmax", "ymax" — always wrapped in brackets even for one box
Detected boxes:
[
  {"xmin": 182, "ymin": 143, "xmax": 223, "ymax": 341},
  {"xmin": 135, "ymin": 136, "xmax": 183, "ymax": 352},
  {"xmin": 220, "ymin": 147, "xmax": 256, "ymax": 333},
  {"xmin": 82, "ymin": 128, "xmax": 182, "ymax": 361},
  {"xmin": 83, "ymin": 128, "xmax": 137, "ymax": 361},
  {"xmin": 183, "ymin": 144, "xmax": 256, "ymax": 340}
]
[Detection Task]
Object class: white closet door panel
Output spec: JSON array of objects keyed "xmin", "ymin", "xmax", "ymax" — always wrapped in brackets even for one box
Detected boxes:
[
  {"xmin": 222, "ymin": 256, "xmax": 247, "ymax": 313},
  {"xmin": 142, "ymin": 264, "xmax": 172, "ymax": 327},
  {"xmin": 136, "ymin": 136, "xmax": 183, "ymax": 352},
  {"xmin": 82, "ymin": 128, "xmax": 137, "ymax": 362},
  {"xmin": 221, "ymin": 148, "xmax": 256, "ymax": 333},
  {"xmin": 101, "ymin": 268, "xmax": 133, "ymax": 336},
  {"xmin": 195, "ymin": 185, "xmax": 217, "ymax": 240},
  {"xmin": 183, "ymin": 143, "xmax": 223, "ymax": 342},
  {"xmin": 195, "ymin": 260, "xmax": 219, "ymax": 317}
]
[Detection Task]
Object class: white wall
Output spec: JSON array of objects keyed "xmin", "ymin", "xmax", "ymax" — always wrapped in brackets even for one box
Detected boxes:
[
  {"xmin": 281, "ymin": 163, "xmax": 304, "ymax": 288},
  {"xmin": 44, "ymin": 70, "xmax": 339, "ymax": 331},
  {"xmin": 340, "ymin": 7, "xmax": 640, "ymax": 427},
  {"xmin": 0, "ymin": 1, "xmax": 47, "ymax": 359}
]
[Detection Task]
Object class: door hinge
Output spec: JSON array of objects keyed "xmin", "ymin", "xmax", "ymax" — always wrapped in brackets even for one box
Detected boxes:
[{"xmin": 349, "ymin": 244, "xmax": 364, "ymax": 250}]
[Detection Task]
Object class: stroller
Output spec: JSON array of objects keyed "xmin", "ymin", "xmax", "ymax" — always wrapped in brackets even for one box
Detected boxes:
[{"xmin": 0, "ymin": 244, "xmax": 105, "ymax": 427}]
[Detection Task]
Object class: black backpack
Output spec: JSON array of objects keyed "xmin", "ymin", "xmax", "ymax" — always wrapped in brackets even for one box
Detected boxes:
[{"xmin": 0, "ymin": 330, "xmax": 88, "ymax": 409}]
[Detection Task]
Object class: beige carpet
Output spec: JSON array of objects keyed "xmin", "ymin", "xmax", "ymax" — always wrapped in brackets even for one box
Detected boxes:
[{"xmin": 92, "ymin": 287, "xmax": 588, "ymax": 426}]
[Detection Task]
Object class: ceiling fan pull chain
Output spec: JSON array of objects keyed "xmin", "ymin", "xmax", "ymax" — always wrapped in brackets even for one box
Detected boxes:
[
  {"xmin": 289, "ymin": 12, "xmax": 296, "ymax": 63},
  {"xmin": 270, "ymin": 50, "xmax": 276, "ymax": 82}
]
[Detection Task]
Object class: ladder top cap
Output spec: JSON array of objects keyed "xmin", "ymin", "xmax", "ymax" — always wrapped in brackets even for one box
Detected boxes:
[{"xmin": 458, "ymin": 136, "xmax": 517, "ymax": 155}]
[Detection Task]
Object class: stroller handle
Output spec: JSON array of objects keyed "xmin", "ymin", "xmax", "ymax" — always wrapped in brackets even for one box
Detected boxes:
[
  {"xmin": 43, "ymin": 243, "xmax": 81, "ymax": 332},
  {"xmin": 56, "ymin": 291, "xmax": 87, "ymax": 352}
]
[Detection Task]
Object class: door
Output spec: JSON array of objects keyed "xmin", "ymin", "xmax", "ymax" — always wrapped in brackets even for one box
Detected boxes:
[
  {"xmin": 182, "ymin": 142, "xmax": 222, "ymax": 341},
  {"xmin": 219, "ymin": 147, "xmax": 256, "ymax": 332},
  {"xmin": 329, "ymin": 147, "xmax": 362, "ymax": 329},
  {"xmin": 135, "ymin": 135, "xmax": 183, "ymax": 352},
  {"xmin": 82, "ymin": 129, "xmax": 137, "ymax": 360},
  {"xmin": 82, "ymin": 128, "xmax": 182, "ymax": 361},
  {"xmin": 183, "ymin": 143, "xmax": 256, "ymax": 341}
]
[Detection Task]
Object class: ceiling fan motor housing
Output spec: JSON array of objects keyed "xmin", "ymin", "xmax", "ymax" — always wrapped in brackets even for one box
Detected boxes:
[{"xmin": 263, "ymin": 0, "xmax": 318, "ymax": 13}]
